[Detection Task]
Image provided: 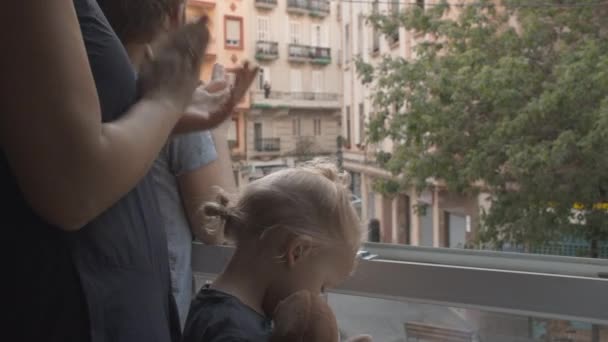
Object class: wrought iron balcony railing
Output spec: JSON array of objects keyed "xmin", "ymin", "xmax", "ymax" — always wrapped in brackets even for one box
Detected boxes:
[
  {"xmin": 255, "ymin": 41, "xmax": 279, "ymax": 61},
  {"xmin": 254, "ymin": 137, "xmax": 281, "ymax": 152}
]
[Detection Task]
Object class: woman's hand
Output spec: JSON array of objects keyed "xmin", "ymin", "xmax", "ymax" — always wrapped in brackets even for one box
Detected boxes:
[
  {"xmin": 200, "ymin": 61, "xmax": 258, "ymax": 128},
  {"xmin": 138, "ymin": 17, "xmax": 209, "ymax": 114},
  {"xmin": 173, "ymin": 61, "xmax": 258, "ymax": 134},
  {"xmin": 176, "ymin": 80, "xmax": 232, "ymax": 133}
]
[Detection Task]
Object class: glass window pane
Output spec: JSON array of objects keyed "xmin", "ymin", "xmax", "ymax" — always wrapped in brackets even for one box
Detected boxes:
[
  {"xmin": 329, "ymin": 293, "xmax": 608, "ymax": 342},
  {"xmin": 225, "ymin": 18, "xmax": 241, "ymax": 47}
]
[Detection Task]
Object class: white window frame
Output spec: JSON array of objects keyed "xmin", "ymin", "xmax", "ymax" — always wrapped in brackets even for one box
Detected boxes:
[
  {"xmin": 290, "ymin": 69, "xmax": 302, "ymax": 92},
  {"xmin": 225, "ymin": 16, "xmax": 243, "ymax": 49},
  {"xmin": 289, "ymin": 21, "xmax": 302, "ymax": 45},
  {"xmin": 312, "ymin": 24, "xmax": 323, "ymax": 47},
  {"xmin": 292, "ymin": 117, "xmax": 302, "ymax": 136},
  {"xmin": 312, "ymin": 70, "xmax": 323, "ymax": 93},
  {"xmin": 257, "ymin": 16, "xmax": 271, "ymax": 42},
  {"xmin": 314, "ymin": 118, "xmax": 322, "ymax": 136}
]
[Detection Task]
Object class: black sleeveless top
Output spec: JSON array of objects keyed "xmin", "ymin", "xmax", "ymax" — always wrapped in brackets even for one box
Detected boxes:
[{"xmin": 3, "ymin": 1, "xmax": 179, "ymax": 341}]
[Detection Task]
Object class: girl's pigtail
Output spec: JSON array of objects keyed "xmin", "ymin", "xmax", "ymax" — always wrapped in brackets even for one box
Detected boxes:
[{"xmin": 202, "ymin": 187, "xmax": 241, "ymax": 241}]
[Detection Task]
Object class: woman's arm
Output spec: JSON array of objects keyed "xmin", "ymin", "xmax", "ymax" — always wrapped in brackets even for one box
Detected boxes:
[{"xmin": 0, "ymin": 1, "xmax": 204, "ymax": 231}]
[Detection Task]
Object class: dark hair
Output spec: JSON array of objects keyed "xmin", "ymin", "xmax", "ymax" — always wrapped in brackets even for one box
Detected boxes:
[{"xmin": 97, "ymin": 0, "xmax": 183, "ymax": 43}]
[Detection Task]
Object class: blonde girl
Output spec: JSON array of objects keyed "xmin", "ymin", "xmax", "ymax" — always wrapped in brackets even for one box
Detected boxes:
[{"xmin": 183, "ymin": 160, "xmax": 363, "ymax": 342}]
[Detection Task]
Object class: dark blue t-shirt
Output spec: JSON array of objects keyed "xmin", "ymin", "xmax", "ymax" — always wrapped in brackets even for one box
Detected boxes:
[
  {"xmin": 183, "ymin": 285, "xmax": 272, "ymax": 342},
  {"xmin": 2, "ymin": 1, "xmax": 179, "ymax": 341}
]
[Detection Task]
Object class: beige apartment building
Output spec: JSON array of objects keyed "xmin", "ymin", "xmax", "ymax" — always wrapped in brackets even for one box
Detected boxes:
[
  {"xmin": 339, "ymin": 0, "xmax": 480, "ymax": 247},
  {"xmin": 186, "ymin": 0, "xmax": 250, "ymax": 176},
  {"xmin": 232, "ymin": 0, "xmax": 343, "ymax": 182},
  {"xmin": 187, "ymin": 0, "xmax": 343, "ymax": 185}
]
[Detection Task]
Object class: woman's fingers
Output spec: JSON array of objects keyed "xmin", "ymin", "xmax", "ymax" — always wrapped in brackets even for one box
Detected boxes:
[
  {"xmin": 205, "ymin": 80, "xmax": 229, "ymax": 94},
  {"xmin": 138, "ymin": 19, "xmax": 210, "ymax": 111}
]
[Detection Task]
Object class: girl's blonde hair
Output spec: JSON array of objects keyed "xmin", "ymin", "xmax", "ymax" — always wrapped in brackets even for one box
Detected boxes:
[{"xmin": 204, "ymin": 159, "xmax": 362, "ymax": 249}]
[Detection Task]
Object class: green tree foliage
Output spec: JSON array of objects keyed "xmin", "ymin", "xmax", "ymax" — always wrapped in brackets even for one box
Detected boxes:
[{"xmin": 357, "ymin": 0, "xmax": 608, "ymax": 255}]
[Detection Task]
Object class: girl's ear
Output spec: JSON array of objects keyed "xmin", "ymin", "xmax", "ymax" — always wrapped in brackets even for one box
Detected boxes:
[{"xmin": 285, "ymin": 236, "xmax": 313, "ymax": 268}]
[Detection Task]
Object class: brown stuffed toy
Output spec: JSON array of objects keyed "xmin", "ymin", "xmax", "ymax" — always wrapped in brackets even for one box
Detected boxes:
[{"xmin": 270, "ymin": 290, "xmax": 339, "ymax": 342}]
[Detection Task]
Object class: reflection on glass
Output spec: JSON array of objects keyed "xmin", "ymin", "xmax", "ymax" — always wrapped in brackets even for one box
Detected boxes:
[{"xmin": 329, "ymin": 293, "xmax": 608, "ymax": 342}]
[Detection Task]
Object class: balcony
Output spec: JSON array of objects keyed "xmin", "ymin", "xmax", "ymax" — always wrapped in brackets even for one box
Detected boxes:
[
  {"xmin": 254, "ymin": 137, "xmax": 281, "ymax": 152},
  {"xmin": 254, "ymin": 0, "xmax": 277, "ymax": 9},
  {"xmin": 287, "ymin": 0, "xmax": 309, "ymax": 14},
  {"xmin": 187, "ymin": 0, "xmax": 215, "ymax": 9},
  {"xmin": 286, "ymin": 0, "xmax": 330, "ymax": 17},
  {"xmin": 309, "ymin": 0, "xmax": 330, "ymax": 17},
  {"xmin": 255, "ymin": 41, "xmax": 279, "ymax": 61},
  {"xmin": 192, "ymin": 243, "xmax": 608, "ymax": 342},
  {"xmin": 288, "ymin": 44, "xmax": 332, "ymax": 64},
  {"xmin": 251, "ymin": 90, "xmax": 341, "ymax": 110},
  {"xmin": 310, "ymin": 46, "xmax": 331, "ymax": 64},
  {"xmin": 288, "ymin": 44, "xmax": 310, "ymax": 62}
]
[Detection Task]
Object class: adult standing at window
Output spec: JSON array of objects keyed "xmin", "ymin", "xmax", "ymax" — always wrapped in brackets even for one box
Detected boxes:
[
  {"xmin": 1, "ymin": 1, "xmax": 211, "ymax": 341},
  {"xmin": 98, "ymin": 0, "xmax": 257, "ymax": 328}
]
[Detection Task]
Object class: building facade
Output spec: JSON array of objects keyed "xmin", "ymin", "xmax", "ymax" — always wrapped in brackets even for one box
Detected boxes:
[
  {"xmin": 187, "ymin": 0, "xmax": 343, "ymax": 186},
  {"xmin": 240, "ymin": 0, "xmax": 343, "ymax": 183},
  {"xmin": 339, "ymin": 0, "xmax": 480, "ymax": 247}
]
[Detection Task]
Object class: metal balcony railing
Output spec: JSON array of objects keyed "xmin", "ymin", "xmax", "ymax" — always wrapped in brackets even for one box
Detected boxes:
[
  {"xmin": 288, "ymin": 44, "xmax": 331, "ymax": 64},
  {"xmin": 255, "ymin": 41, "xmax": 279, "ymax": 60},
  {"xmin": 253, "ymin": 90, "xmax": 340, "ymax": 102},
  {"xmin": 291, "ymin": 92, "xmax": 339, "ymax": 101},
  {"xmin": 287, "ymin": 0, "xmax": 330, "ymax": 16},
  {"xmin": 255, "ymin": 0, "xmax": 277, "ymax": 8},
  {"xmin": 251, "ymin": 90, "xmax": 341, "ymax": 109},
  {"xmin": 287, "ymin": 0, "xmax": 308, "ymax": 12},
  {"xmin": 254, "ymin": 137, "xmax": 281, "ymax": 152},
  {"xmin": 288, "ymin": 43, "xmax": 310, "ymax": 61},
  {"xmin": 309, "ymin": 0, "xmax": 330, "ymax": 16},
  {"xmin": 310, "ymin": 46, "xmax": 331, "ymax": 64}
]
